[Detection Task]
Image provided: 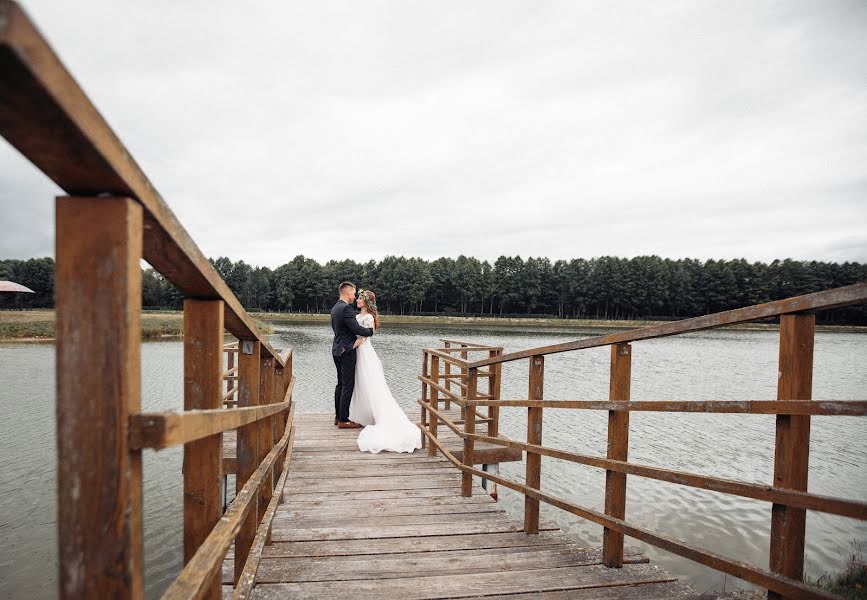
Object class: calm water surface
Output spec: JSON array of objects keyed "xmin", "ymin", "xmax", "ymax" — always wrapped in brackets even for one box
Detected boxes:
[{"xmin": 0, "ymin": 323, "xmax": 865, "ymax": 597}]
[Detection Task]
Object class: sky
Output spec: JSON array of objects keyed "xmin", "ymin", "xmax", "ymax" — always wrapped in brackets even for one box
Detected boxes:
[{"xmin": 1, "ymin": 1, "xmax": 866, "ymax": 268}]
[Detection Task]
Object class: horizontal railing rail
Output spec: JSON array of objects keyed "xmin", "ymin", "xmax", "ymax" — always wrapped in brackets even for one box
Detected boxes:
[
  {"xmin": 463, "ymin": 283, "xmax": 867, "ymax": 369},
  {"xmin": 419, "ymin": 283, "xmax": 867, "ymax": 600}
]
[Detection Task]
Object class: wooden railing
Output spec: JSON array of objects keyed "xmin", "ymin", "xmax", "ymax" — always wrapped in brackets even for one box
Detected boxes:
[
  {"xmin": 419, "ymin": 283, "xmax": 867, "ymax": 600},
  {"xmin": 0, "ymin": 3, "xmax": 296, "ymax": 598}
]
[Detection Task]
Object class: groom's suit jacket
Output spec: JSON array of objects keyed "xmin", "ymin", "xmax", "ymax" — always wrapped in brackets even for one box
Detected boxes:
[{"xmin": 331, "ymin": 299, "xmax": 374, "ymax": 356}]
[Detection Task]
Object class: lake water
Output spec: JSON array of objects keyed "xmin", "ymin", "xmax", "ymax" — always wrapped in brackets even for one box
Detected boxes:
[{"xmin": 0, "ymin": 323, "xmax": 865, "ymax": 598}]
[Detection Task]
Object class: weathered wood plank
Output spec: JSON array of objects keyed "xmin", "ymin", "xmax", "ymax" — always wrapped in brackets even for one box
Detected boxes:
[
  {"xmin": 251, "ymin": 563, "xmax": 678, "ymax": 600},
  {"xmin": 261, "ymin": 530, "xmax": 575, "ymax": 558},
  {"xmin": 270, "ymin": 518, "xmax": 559, "ymax": 542},
  {"xmin": 55, "ymin": 196, "xmax": 144, "ymax": 599},
  {"xmin": 236, "ymin": 545, "xmax": 649, "ymax": 584},
  {"xmin": 271, "ymin": 511, "xmax": 511, "ymax": 531}
]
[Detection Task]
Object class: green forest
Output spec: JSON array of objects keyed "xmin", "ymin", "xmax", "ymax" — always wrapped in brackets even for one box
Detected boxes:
[{"xmin": 2, "ymin": 255, "xmax": 865, "ymax": 324}]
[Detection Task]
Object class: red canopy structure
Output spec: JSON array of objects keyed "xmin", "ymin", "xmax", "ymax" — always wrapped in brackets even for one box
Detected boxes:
[{"xmin": 0, "ymin": 280, "xmax": 35, "ymax": 293}]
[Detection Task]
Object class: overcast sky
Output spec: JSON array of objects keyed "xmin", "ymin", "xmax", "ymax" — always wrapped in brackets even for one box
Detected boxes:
[{"xmin": 2, "ymin": 1, "xmax": 865, "ymax": 268}]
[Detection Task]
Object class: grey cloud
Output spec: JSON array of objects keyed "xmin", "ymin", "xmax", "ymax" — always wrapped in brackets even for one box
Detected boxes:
[{"xmin": 1, "ymin": 1, "xmax": 865, "ymax": 268}]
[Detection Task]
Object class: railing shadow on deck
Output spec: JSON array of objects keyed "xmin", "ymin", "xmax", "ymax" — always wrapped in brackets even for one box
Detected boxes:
[
  {"xmin": 418, "ymin": 283, "xmax": 867, "ymax": 600},
  {"xmin": 0, "ymin": 3, "xmax": 295, "ymax": 599}
]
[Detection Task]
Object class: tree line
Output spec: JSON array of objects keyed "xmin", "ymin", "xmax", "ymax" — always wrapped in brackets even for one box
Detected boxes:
[{"xmin": 3, "ymin": 255, "xmax": 865, "ymax": 324}]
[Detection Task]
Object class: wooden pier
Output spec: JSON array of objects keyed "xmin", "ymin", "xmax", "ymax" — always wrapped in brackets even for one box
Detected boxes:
[{"xmin": 221, "ymin": 413, "xmax": 696, "ymax": 599}]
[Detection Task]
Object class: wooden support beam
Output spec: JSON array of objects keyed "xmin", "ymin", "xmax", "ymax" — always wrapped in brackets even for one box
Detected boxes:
[
  {"xmin": 768, "ymin": 314, "xmax": 815, "ymax": 600},
  {"xmin": 234, "ymin": 340, "xmax": 261, "ymax": 584},
  {"xmin": 525, "ymin": 356, "xmax": 544, "ymax": 534},
  {"xmin": 461, "ymin": 368, "xmax": 478, "ymax": 497},
  {"xmin": 56, "ymin": 196, "xmax": 144, "ymax": 599},
  {"xmin": 444, "ymin": 342, "xmax": 452, "ymax": 411},
  {"xmin": 182, "ymin": 299, "xmax": 224, "ymax": 600},
  {"xmin": 603, "ymin": 343, "xmax": 631, "ymax": 567}
]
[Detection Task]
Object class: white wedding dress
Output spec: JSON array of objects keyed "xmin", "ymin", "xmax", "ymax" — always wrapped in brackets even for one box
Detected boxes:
[{"xmin": 349, "ymin": 313, "xmax": 422, "ymax": 453}]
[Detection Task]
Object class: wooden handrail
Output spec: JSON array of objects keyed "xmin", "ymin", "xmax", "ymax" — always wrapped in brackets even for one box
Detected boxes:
[
  {"xmin": 161, "ymin": 405, "xmax": 294, "ymax": 600},
  {"xmin": 420, "ymin": 427, "xmax": 837, "ymax": 600},
  {"xmin": 467, "ymin": 399, "xmax": 867, "ymax": 416},
  {"xmin": 0, "ymin": 0, "xmax": 283, "ymax": 366},
  {"xmin": 467, "ymin": 283, "xmax": 867, "ymax": 368},
  {"xmin": 419, "ymin": 286, "xmax": 867, "ymax": 598},
  {"xmin": 464, "ymin": 430, "xmax": 867, "ymax": 519},
  {"xmin": 130, "ymin": 376, "xmax": 294, "ymax": 449}
]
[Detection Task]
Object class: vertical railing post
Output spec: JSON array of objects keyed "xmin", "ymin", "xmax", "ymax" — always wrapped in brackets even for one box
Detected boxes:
[
  {"xmin": 234, "ymin": 340, "xmax": 261, "ymax": 584},
  {"xmin": 444, "ymin": 341, "xmax": 452, "ymax": 410},
  {"xmin": 182, "ymin": 299, "xmax": 224, "ymax": 600},
  {"xmin": 56, "ymin": 196, "xmax": 144, "ymax": 599},
  {"xmin": 525, "ymin": 355, "xmax": 544, "ymax": 534},
  {"xmin": 420, "ymin": 350, "xmax": 429, "ymax": 450},
  {"xmin": 603, "ymin": 342, "xmax": 631, "ymax": 567},
  {"xmin": 258, "ymin": 351, "xmax": 275, "ymax": 524},
  {"xmin": 428, "ymin": 355, "xmax": 440, "ymax": 457},
  {"xmin": 487, "ymin": 349, "xmax": 502, "ymax": 438},
  {"xmin": 460, "ymin": 344, "xmax": 469, "ymax": 420},
  {"xmin": 768, "ymin": 313, "xmax": 815, "ymax": 599},
  {"xmin": 461, "ymin": 367, "xmax": 478, "ymax": 496}
]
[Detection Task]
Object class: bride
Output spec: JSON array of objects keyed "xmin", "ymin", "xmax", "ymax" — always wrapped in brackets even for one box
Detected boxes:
[{"xmin": 348, "ymin": 289, "xmax": 422, "ymax": 453}]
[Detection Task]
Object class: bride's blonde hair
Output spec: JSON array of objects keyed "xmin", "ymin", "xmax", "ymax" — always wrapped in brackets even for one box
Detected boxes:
[{"xmin": 359, "ymin": 289, "xmax": 380, "ymax": 331}]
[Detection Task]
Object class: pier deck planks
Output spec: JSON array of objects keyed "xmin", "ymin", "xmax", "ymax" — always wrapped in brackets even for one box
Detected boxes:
[{"xmin": 222, "ymin": 412, "xmax": 694, "ymax": 599}]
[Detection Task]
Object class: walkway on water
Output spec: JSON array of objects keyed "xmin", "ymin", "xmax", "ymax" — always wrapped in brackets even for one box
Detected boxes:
[{"xmin": 225, "ymin": 412, "xmax": 697, "ymax": 599}]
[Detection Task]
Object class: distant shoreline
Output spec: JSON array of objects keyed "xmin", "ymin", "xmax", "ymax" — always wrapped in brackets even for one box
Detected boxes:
[{"xmin": 2, "ymin": 309, "xmax": 865, "ymax": 342}]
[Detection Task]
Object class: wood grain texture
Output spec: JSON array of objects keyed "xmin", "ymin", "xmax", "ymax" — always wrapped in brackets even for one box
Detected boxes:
[
  {"xmin": 525, "ymin": 355, "xmax": 544, "ymax": 534},
  {"xmin": 257, "ymin": 355, "xmax": 275, "ymax": 524},
  {"xmin": 769, "ymin": 313, "xmax": 815, "ymax": 600},
  {"xmin": 241, "ymin": 413, "xmax": 692, "ymax": 598},
  {"xmin": 129, "ymin": 400, "xmax": 290, "ymax": 450},
  {"xmin": 461, "ymin": 369, "xmax": 478, "ymax": 496},
  {"xmin": 469, "ymin": 398, "xmax": 867, "ymax": 415},
  {"xmin": 604, "ymin": 342, "xmax": 631, "ymax": 567},
  {"xmin": 183, "ymin": 300, "xmax": 224, "ymax": 600},
  {"xmin": 421, "ymin": 427, "xmax": 835, "ymax": 600},
  {"xmin": 55, "ymin": 196, "xmax": 144, "ymax": 599}
]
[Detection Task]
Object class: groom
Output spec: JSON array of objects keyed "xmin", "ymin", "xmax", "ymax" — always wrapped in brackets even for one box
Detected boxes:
[{"xmin": 331, "ymin": 281, "xmax": 375, "ymax": 428}]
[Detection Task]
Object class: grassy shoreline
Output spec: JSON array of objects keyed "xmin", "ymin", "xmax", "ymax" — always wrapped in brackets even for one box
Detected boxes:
[{"xmin": 2, "ymin": 309, "xmax": 865, "ymax": 342}]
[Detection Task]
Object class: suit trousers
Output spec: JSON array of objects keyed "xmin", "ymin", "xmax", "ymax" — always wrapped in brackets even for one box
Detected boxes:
[{"xmin": 333, "ymin": 350, "xmax": 357, "ymax": 422}]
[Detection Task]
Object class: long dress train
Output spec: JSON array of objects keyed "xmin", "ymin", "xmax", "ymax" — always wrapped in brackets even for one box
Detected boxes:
[{"xmin": 348, "ymin": 313, "xmax": 422, "ymax": 453}]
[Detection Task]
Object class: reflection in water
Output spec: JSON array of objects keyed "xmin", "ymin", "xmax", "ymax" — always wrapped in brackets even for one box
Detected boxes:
[{"xmin": 0, "ymin": 325, "xmax": 865, "ymax": 597}]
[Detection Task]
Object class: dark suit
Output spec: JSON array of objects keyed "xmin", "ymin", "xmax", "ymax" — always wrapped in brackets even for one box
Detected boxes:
[{"xmin": 331, "ymin": 299, "xmax": 374, "ymax": 422}]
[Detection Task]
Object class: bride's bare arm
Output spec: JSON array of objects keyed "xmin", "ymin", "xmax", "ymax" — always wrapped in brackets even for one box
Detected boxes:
[{"xmin": 352, "ymin": 336, "xmax": 363, "ymax": 349}]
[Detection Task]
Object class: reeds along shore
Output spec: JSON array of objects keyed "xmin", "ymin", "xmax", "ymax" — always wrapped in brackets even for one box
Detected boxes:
[{"xmin": 1, "ymin": 309, "xmax": 865, "ymax": 342}]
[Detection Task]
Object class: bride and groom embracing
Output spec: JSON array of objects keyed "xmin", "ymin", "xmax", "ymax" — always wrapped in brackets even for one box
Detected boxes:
[{"xmin": 330, "ymin": 281, "xmax": 422, "ymax": 453}]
